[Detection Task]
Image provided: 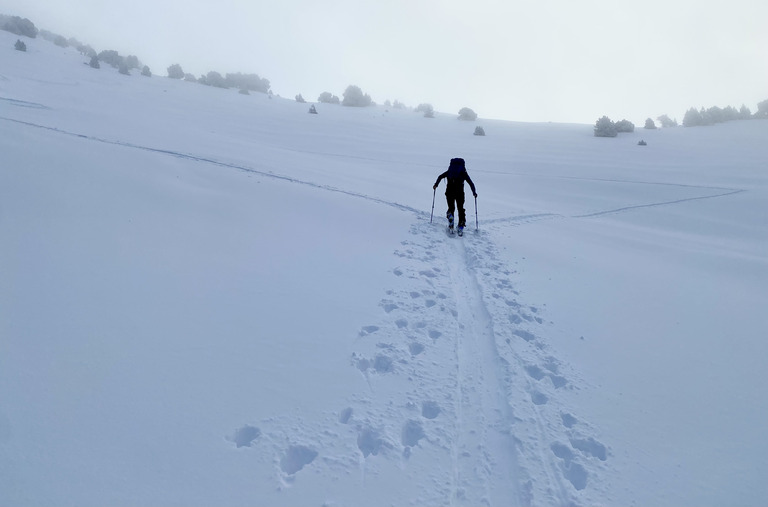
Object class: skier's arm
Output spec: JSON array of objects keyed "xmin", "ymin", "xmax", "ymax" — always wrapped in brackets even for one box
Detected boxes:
[
  {"xmin": 465, "ymin": 172, "xmax": 477, "ymax": 197},
  {"xmin": 433, "ymin": 171, "xmax": 448, "ymax": 189}
]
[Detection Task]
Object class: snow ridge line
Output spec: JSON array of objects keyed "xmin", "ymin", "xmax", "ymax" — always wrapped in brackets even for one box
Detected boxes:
[{"xmin": 0, "ymin": 116, "xmax": 425, "ymax": 217}]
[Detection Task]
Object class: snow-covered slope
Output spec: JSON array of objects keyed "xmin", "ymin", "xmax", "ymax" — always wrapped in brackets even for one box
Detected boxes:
[{"xmin": 2, "ymin": 31, "xmax": 767, "ymax": 506}]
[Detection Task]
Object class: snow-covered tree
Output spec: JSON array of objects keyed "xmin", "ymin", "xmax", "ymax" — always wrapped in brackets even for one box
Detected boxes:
[
  {"xmin": 167, "ymin": 64, "xmax": 184, "ymax": 79},
  {"xmin": 318, "ymin": 92, "xmax": 340, "ymax": 104},
  {"xmin": 458, "ymin": 107, "xmax": 478, "ymax": 121},
  {"xmin": 594, "ymin": 116, "xmax": 617, "ymax": 137},
  {"xmin": 644, "ymin": 118, "xmax": 656, "ymax": 129},
  {"xmin": 342, "ymin": 85, "xmax": 372, "ymax": 107}
]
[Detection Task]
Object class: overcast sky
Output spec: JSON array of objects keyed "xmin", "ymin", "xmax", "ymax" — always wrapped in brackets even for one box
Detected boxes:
[{"xmin": 4, "ymin": 0, "xmax": 767, "ymax": 124}]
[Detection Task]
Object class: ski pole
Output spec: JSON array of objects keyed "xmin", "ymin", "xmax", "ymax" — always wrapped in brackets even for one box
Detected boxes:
[
  {"xmin": 475, "ymin": 195, "xmax": 478, "ymax": 231},
  {"xmin": 430, "ymin": 187, "xmax": 436, "ymax": 223}
]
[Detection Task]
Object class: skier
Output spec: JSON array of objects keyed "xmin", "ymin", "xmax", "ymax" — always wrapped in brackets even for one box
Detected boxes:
[{"xmin": 433, "ymin": 157, "xmax": 477, "ymax": 234}]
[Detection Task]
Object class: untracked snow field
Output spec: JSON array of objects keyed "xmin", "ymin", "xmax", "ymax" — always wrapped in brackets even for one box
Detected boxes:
[{"xmin": 1, "ymin": 31, "xmax": 767, "ymax": 506}]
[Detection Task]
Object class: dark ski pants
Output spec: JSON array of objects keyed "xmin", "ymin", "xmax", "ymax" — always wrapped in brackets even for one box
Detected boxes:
[{"xmin": 445, "ymin": 191, "xmax": 466, "ymax": 227}]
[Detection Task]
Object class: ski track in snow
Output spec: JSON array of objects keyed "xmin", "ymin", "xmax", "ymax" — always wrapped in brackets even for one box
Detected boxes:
[
  {"xmin": 1, "ymin": 114, "xmax": 741, "ymax": 505},
  {"xmin": 224, "ymin": 220, "xmax": 613, "ymax": 506}
]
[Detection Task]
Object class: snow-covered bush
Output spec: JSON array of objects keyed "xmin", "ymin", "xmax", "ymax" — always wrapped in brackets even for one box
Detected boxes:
[
  {"xmin": 318, "ymin": 92, "xmax": 340, "ymax": 104},
  {"xmin": 295, "ymin": 94, "xmax": 306, "ymax": 103},
  {"xmin": 656, "ymin": 114, "xmax": 678, "ymax": 128},
  {"xmin": 644, "ymin": 118, "xmax": 656, "ymax": 129},
  {"xmin": 201, "ymin": 71, "xmax": 227, "ymax": 88},
  {"xmin": 167, "ymin": 64, "xmax": 184, "ymax": 79},
  {"xmin": 615, "ymin": 119, "xmax": 635, "ymax": 133},
  {"xmin": 594, "ymin": 116, "xmax": 617, "ymax": 137},
  {"xmin": 755, "ymin": 99, "xmax": 768, "ymax": 119},
  {"xmin": 89, "ymin": 55, "xmax": 100, "ymax": 69},
  {"xmin": 141, "ymin": 65, "xmax": 152, "ymax": 77},
  {"xmin": 474, "ymin": 126, "xmax": 486, "ymax": 136},
  {"xmin": 416, "ymin": 103, "xmax": 434, "ymax": 118},
  {"xmin": 225, "ymin": 73, "xmax": 270, "ymax": 93},
  {"xmin": 1, "ymin": 15, "xmax": 38, "ymax": 38},
  {"xmin": 458, "ymin": 107, "xmax": 478, "ymax": 121},
  {"xmin": 14, "ymin": 39, "xmax": 26, "ymax": 51},
  {"xmin": 98, "ymin": 50, "xmax": 123, "ymax": 68},
  {"xmin": 342, "ymin": 85, "xmax": 372, "ymax": 107}
]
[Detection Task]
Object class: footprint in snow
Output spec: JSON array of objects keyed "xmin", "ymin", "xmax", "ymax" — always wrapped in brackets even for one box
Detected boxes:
[
  {"xmin": 401, "ymin": 419, "xmax": 425, "ymax": 447},
  {"xmin": 230, "ymin": 425, "xmax": 261, "ymax": 448},
  {"xmin": 359, "ymin": 325, "xmax": 379, "ymax": 336},
  {"xmin": 530, "ymin": 391, "xmax": 548, "ymax": 405},
  {"xmin": 409, "ymin": 342, "xmax": 425, "ymax": 356},
  {"xmin": 561, "ymin": 413, "xmax": 578, "ymax": 428},
  {"xmin": 570, "ymin": 437, "xmax": 608, "ymax": 461},
  {"xmin": 421, "ymin": 400, "xmax": 441, "ymax": 419},
  {"xmin": 280, "ymin": 445, "xmax": 318, "ymax": 475},
  {"xmin": 357, "ymin": 426, "xmax": 387, "ymax": 457},
  {"xmin": 339, "ymin": 407, "xmax": 353, "ymax": 424}
]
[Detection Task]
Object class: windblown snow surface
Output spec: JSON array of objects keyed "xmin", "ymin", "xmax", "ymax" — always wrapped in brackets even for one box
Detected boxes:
[{"xmin": 1, "ymin": 31, "xmax": 767, "ymax": 506}]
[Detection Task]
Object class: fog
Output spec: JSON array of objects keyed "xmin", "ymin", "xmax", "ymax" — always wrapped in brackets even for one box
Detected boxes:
[{"xmin": 4, "ymin": 0, "xmax": 767, "ymax": 124}]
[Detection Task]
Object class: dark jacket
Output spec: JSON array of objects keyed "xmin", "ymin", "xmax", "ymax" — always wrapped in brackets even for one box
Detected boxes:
[{"xmin": 434, "ymin": 158, "xmax": 476, "ymax": 196}]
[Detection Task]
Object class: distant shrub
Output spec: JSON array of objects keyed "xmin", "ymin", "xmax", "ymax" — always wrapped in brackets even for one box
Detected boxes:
[
  {"xmin": 458, "ymin": 107, "xmax": 478, "ymax": 121},
  {"xmin": 125, "ymin": 55, "xmax": 141, "ymax": 70},
  {"xmin": 89, "ymin": 55, "xmax": 100, "ymax": 69},
  {"xmin": 474, "ymin": 126, "xmax": 486, "ymax": 136},
  {"xmin": 14, "ymin": 39, "xmax": 26, "ymax": 51},
  {"xmin": 638, "ymin": 140, "xmax": 647, "ymax": 146},
  {"xmin": 201, "ymin": 71, "xmax": 227, "ymax": 88},
  {"xmin": 644, "ymin": 118, "xmax": 657, "ymax": 129},
  {"xmin": 184, "ymin": 73, "xmax": 197, "ymax": 82},
  {"xmin": 683, "ymin": 107, "xmax": 710, "ymax": 127},
  {"xmin": 318, "ymin": 91, "xmax": 340, "ymax": 104},
  {"xmin": 239, "ymin": 88, "xmax": 250, "ymax": 95},
  {"xmin": 739, "ymin": 104, "xmax": 752, "ymax": 119},
  {"xmin": 225, "ymin": 73, "xmax": 270, "ymax": 93},
  {"xmin": 295, "ymin": 94, "xmax": 306, "ymax": 103},
  {"xmin": 309, "ymin": 104, "xmax": 318, "ymax": 114},
  {"xmin": 594, "ymin": 116, "xmax": 618, "ymax": 137},
  {"xmin": 755, "ymin": 99, "xmax": 768, "ymax": 119},
  {"xmin": 78, "ymin": 44, "xmax": 97, "ymax": 58},
  {"xmin": 98, "ymin": 50, "xmax": 123, "ymax": 68},
  {"xmin": 656, "ymin": 114, "xmax": 678, "ymax": 128},
  {"xmin": 1, "ymin": 15, "xmax": 38, "ymax": 38},
  {"xmin": 615, "ymin": 119, "xmax": 635, "ymax": 133},
  {"xmin": 167, "ymin": 64, "xmax": 184, "ymax": 79},
  {"xmin": 393, "ymin": 100, "xmax": 406, "ymax": 109},
  {"xmin": 342, "ymin": 85, "xmax": 372, "ymax": 107},
  {"xmin": 118, "ymin": 63, "xmax": 130, "ymax": 75},
  {"xmin": 416, "ymin": 103, "xmax": 434, "ymax": 118},
  {"xmin": 141, "ymin": 65, "xmax": 152, "ymax": 77}
]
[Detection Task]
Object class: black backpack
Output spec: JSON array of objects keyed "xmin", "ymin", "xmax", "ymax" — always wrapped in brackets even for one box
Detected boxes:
[{"xmin": 446, "ymin": 158, "xmax": 465, "ymax": 182}]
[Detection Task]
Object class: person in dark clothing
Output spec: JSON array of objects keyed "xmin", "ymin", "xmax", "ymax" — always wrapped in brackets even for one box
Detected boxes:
[{"xmin": 433, "ymin": 157, "xmax": 477, "ymax": 232}]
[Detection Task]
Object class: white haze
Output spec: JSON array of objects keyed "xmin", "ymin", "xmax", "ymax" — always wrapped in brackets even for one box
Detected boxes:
[{"xmin": 2, "ymin": 0, "xmax": 767, "ymax": 124}]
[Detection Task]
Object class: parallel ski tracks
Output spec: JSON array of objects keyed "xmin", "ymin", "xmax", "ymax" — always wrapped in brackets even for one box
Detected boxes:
[{"xmin": 443, "ymin": 235, "xmax": 521, "ymax": 506}]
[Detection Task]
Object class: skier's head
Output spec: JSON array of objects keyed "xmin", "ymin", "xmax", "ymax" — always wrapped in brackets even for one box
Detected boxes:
[{"xmin": 449, "ymin": 158, "xmax": 465, "ymax": 170}]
